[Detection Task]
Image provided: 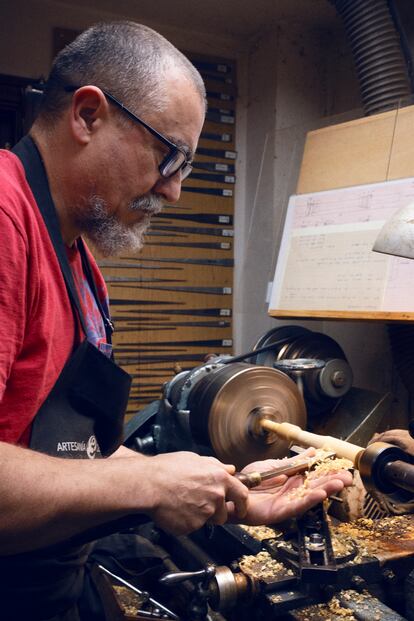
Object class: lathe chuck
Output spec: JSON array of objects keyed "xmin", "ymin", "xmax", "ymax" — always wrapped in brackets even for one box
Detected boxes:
[{"xmin": 187, "ymin": 363, "xmax": 306, "ymax": 469}]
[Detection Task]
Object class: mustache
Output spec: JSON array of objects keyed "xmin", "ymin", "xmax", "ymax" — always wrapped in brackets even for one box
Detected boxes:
[{"xmin": 130, "ymin": 193, "xmax": 164, "ymax": 215}]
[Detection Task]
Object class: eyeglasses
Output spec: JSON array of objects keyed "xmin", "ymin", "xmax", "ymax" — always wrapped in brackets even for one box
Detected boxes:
[{"xmin": 64, "ymin": 85, "xmax": 193, "ymax": 181}]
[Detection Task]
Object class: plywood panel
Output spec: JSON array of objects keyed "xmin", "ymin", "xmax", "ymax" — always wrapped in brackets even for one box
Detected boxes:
[{"xmin": 296, "ymin": 105, "xmax": 414, "ymax": 194}]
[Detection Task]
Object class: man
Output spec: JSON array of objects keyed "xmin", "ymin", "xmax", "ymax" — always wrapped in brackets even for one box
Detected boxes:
[{"xmin": 0, "ymin": 21, "xmax": 352, "ymax": 620}]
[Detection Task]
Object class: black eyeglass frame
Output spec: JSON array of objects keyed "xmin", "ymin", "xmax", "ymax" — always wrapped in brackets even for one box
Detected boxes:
[{"xmin": 64, "ymin": 85, "xmax": 193, "ymax": 180}]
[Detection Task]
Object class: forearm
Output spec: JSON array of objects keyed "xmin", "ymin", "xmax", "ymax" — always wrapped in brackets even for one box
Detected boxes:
[{"xmin": 0, "ymin": 441, "xmax": 156, "ymax": 555}]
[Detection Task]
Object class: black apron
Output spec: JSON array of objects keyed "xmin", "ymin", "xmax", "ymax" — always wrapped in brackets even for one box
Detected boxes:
[{"xmin": 0, "ymin": 136, "xmax": 132, "ymax": 620}]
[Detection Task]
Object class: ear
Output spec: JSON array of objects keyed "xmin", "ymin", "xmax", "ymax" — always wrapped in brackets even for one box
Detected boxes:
[{"xmin": 68, "ymin": 86, "xmax": 110, "ymax": 145}]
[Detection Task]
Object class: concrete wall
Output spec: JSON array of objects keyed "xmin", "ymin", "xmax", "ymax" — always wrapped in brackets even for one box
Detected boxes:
[
  {"xmin": 235, "ymin": 20, "xmax": 409, "ymax": 425},
  {"xmin": 0, "ymin": 0, "xmax": 241, "ymax": 79}
]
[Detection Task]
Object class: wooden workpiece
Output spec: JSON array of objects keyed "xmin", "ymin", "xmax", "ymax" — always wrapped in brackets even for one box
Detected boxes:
[{"xmin": 260, "ymin": 419, "xmax": 363, "ymax": 465}]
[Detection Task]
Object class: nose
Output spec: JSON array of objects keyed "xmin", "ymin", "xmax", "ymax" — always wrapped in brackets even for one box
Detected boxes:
[{"xmin": 153, "ymin": 174, "xmax": 182, "ymax": 204}]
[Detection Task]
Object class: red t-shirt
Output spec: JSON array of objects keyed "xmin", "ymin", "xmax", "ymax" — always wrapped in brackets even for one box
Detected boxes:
[{"xmin": 0, "ymin": 150, "xmax": 109, "ymax": 445}]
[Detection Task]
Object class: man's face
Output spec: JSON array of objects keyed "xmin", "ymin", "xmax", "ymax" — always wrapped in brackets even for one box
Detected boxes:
[{"xmin": 74, "ymin": 74, "xmax": 205, "ymax": 256}]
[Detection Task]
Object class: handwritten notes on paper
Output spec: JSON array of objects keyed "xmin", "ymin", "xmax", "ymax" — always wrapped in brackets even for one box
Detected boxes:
[{"xmin": 269, "ymin": 177, "xmax": 414, "ymax": 317}]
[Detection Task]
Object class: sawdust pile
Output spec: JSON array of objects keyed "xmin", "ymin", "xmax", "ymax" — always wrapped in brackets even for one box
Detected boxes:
[{"xmin": 238, "ymin": 550, "xmax": 294, "ymax": 580}]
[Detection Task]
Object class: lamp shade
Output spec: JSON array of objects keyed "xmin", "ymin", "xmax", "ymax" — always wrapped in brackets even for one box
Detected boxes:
[{"xmin": 373, "ymin": 202, "xmax": 414, "ymax": 259}]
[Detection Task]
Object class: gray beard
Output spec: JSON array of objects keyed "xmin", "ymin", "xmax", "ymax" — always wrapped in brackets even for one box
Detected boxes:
[{"xmin": 76, "ymin": 193, "xmax": 163, "ymax": 257}]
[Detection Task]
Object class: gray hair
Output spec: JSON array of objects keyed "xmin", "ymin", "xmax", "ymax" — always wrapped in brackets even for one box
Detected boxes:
[{"xmin": 37, "ymin": 21, "xmax": 206, "ymax": 124}]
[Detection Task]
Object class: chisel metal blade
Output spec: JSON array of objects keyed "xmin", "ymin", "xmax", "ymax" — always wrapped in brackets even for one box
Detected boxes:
[
  {"xmin": 205, "ymin": 91, "xmax": 234, "ymax": 102},
  {"xmin": 190, "ymin": 172, "xmax": 235, "ymax": 184},
  {"xmin": 196, "ymin": 147, "xmax": 236, "ymax": 159},
  {"xmin": 206, "ymin": 111, "xmax": 235, "ymax": 126},
  {"xmin": 130, "ymin": 369, "xmax": 172, "ymax": 379},
  {"xmin": 194, "ymin": 60, "xmax": 232, "ymax": 74},
  {"xmin": 150, "ymin": 225, "xmax": 233, "ymax": 238},
  {"xmin": 154, "ymin": 212, "xmax": 233, "ymax": 225},
  {"xmin": 116, "ymin": 339, "xmax": 232, "ymax": 348},
  {"xmin": 146, "ymin": 241, "xmax": 231, "ymax": 250},
  {"xmin": 117, "ymin": 320, "xmax": 231, "ymax": 329},
  {"xmin": 98, "ymin": 261, "xmax": 182, "ymax": 271},
  {"xmin": 110, "ymin": 299, "xmax": 184, "ymax": 306},
  {"xmin": 193, "ymin": 161, "xmax": 235, "ymax": 173},
  {"xmin": 116, "ymin": 327, "xmax": 172, "ymax": 333},
  {"xmin": 130, "ymin": 383, "xmax": 163, "ymax": 389},
  {"xmin": 105, "ymin": 276, "xmax": 184, "ymax": 284},
  {"xmin": 182, "ymin": 187, "xmax": 232, "ymax": 198},
  {"xmin": 111, "ymin": 284, "xmax": 232, "ymax": 295},
  {"xmin": 123, "ymin": 308, "xmax": 231, "ymax": 317},
  {"xmin": 117, "ymin": 354, "xmax": 208, "ymax": 364},
  {"xmin": 138, "ymin": 231, "xmax": 184, "ymax": 237},
  {"xmin": 200, "ymin": 133, "xmax": 232, "ymax": 144},
  {"xmin": 120, "ymin": 256, "xmax": 234, "ymax": 268}
]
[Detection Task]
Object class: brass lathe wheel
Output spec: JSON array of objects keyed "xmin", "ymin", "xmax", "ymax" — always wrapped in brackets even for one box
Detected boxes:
[{"xmin": 188, "ymin": 363, "xmax": 306, "ymax": 469}]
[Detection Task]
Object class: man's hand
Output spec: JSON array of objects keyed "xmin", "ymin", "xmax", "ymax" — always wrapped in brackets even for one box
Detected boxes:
[
  {"xmin": 148, "ymin": 452, "xmax": 249, "ymax": 535},
  {"xmin": 227, "ymin": 451, "xmax": 353, "ymax": 525},
  {"xmin": 370, "ymin": 429, "xmax": 414, "ymax": 455}
]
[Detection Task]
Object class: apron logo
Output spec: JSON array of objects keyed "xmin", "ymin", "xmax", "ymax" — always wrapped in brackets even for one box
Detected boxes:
[
  {"xmin": 86, "ymin": 435, "xmax": 98, "ymax": 459},
  {"xmin": 56, "ymin": 435, "xmax": 98, "ymax": 458}
]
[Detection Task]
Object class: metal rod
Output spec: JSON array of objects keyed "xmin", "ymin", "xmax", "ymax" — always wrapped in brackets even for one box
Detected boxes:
[{"xmin": 97, "ymin": 564, "xmax": 178, "ymax": 619}]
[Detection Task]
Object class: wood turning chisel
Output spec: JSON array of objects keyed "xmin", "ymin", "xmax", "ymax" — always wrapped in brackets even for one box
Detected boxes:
[
  {"xmin": 189, "ymin": 172, "xmax": 235, "ymax": 184},
  {"xmin": 110, "ymin": 299, "xmax": 182, "ymax": 306},
  {"xmin": 122, "ymin": 307, "xmax": 231, "ymax": 317},
  {"xmin": 119, "ymin": 256, "xmax": 234, "ymax": 267},
  {"xmin": 104, "ymin": 276, "xmax": 185, "ymax": 284},
  {"xmin": 116, "ymin": 354, "xmax": 208, "ymax": 364},
  {"xmin": 116, "ymin": 320, "xmax": 231, "ymax": 329},
  {"xmin": 97, "ymin": 261, "xmax": 182, "ymax": 271},
  {"xmin": 196, "ymin": 147, "xmax": 236, "ymax": 159},
  {"xmin": 193, "ymin": 161, "xmax": 235, "ymax": 173},
  {"xmin": 149, "ymin": 224, "xmax": 234, "ymax": 237},
  {"xmin": 235, "ymin": 451, "xmax": 338, "ymax": 489},
  {"xmin": 111, "ymin": 284, "xmax": 232, "ymax": 295},
  {"xmin": 154, "ymin": 212, "xmax": 233, "ymax": 225},
  {"xmin": 182, "ymin": 187, "xmax": 232, "ymax": 197},
  {"xmin": 145, "ymin": 240, "xmax": 231, "ymax": 250},
  {"xmin": 115, "ymin": 338, "xmax": 232, "ymax": 348}
]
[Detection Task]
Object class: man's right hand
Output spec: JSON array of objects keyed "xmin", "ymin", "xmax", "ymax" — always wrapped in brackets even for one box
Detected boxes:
[{"xmin": 147, "ymin": 451, "xmax": 249, "ymax": 535}]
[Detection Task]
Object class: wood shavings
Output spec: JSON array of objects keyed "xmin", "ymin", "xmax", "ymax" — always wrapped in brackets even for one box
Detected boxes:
[
  {"xmin": 239, "ymin": 524, "xmax": 280, "ymax": 541},
  {"xmin": 287, "ymin": 451, "xmax": 353, "ymax": 501},
  {"xmin": 293, "ymin": 593, "xmax": 358, "ymax": 620},
  {"xmin": 238, "ymin": 550, "xmax": 294, "ymax": 580},
  {"xmin": 331, "ymin": 515, "xmax": 414, "ymax": 560},
  {"xmin": 113, "ymin": 585, "xmax": 143, "ymax": 615}
]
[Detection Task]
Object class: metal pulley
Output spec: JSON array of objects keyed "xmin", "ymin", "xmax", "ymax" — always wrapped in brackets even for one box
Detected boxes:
[
  {"xmin": 186, "ymin": 363, "xmax": 306, "ymax": 469},
  {"xmin": 252, "ymin": 326, "xmax": 353, "ymax": 415}
]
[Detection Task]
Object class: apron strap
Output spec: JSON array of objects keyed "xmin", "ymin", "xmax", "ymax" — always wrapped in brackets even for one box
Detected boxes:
[{"xmin": 12, "ymin": 135, "xmax": 113, "ymax": 343}]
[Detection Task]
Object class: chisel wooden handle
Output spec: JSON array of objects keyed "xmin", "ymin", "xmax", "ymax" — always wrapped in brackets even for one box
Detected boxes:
[{"xmin": 261, "ymin": 420, "xmax": 363, "ymax": 465}]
